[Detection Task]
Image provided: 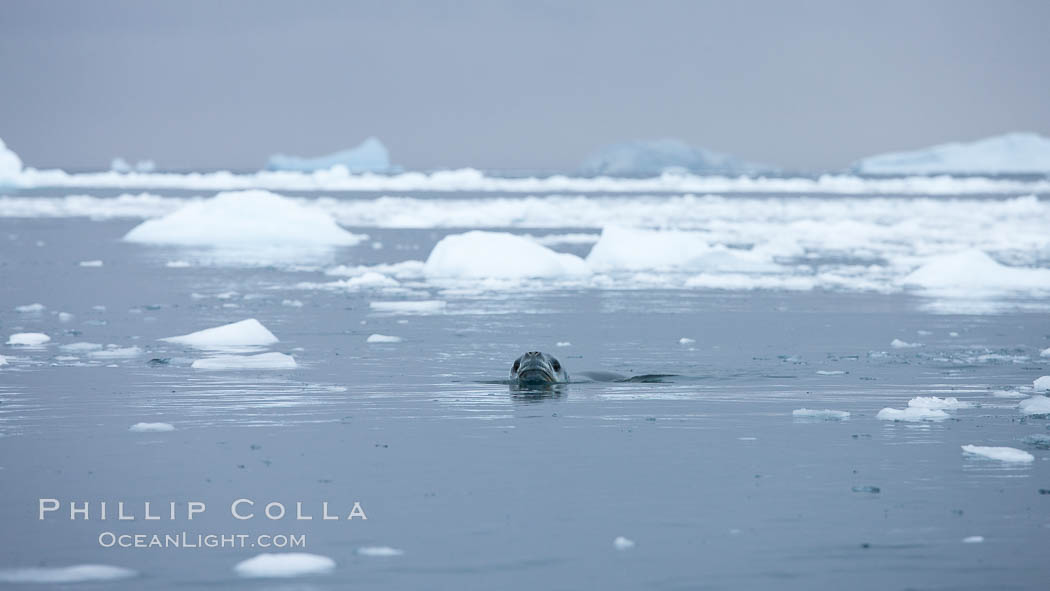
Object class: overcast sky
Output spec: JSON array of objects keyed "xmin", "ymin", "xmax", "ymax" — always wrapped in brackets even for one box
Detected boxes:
[{"xmin": 1, "ymin": 0, "xmax": 1048, "ymax": 172}]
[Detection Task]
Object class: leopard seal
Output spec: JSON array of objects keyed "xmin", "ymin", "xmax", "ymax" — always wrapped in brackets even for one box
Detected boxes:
[{"xmin": 510, "ymin": 351, "xmax": 568, "ymax": 384}]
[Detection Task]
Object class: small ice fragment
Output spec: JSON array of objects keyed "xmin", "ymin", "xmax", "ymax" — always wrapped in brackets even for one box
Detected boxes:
[
  {"xmin": 0, "ymin": 565, "xmax": 137, "ymax": 584},
  {"xmin": 679, "ymin": 337, "xmax": 695, "ymax": 345},
  {"xmin": 556, "ymin": 341, "xmax": 571, "ymax": 347},
  {"xmin": 129, "ymin": 422, "xmax": 174, "ymax": 432},
  {"xmin": 79, "ymin": 260, "xmax": 103, "ymax": 267},
  {"xmin": 1034, "ymin": 376, "xmax": 1050, "ymax": 391},
  {"xmin": 1041, "ymin": 347, "xmax": 1050, "ymax": 358},
  {"xmin": 7, "ymin": 333, "xmax": 50, "ymax": 346},
  {"xmin": 356, "ymin": 546, "xmax": 404, "ymax": 557},
  {"xmin": 613, "ymin": 536, "xmax": 635, "ymax": 550},
  {"xmin": 793, "ymin": 408, "xmax": 850, "ymax": 420},
  {"xmin": 15, "ymin": 303, "xmax": 45, "ymax": 312},
  {"xmin": 89, "ymin": 346, "xmax": 142, "ymax": 359},
  {"xmin": 876, "ymin": 407, "xmax": 950, "ymax": 422},
  {"xmin": 366, "ymin": 334, "xmax": 402, "ymax": 343},
  {"xmin": 92, "ymin": 305, "xmax": 106, "ymax": 311},
  {"xmin": 917, "ymin": 330, "xmax": 932, "ymax": 336},
  {"xmin": 961, "ymin": 444, "xmax": 1034, "ymax": 463},
  {"xmin": 962, "ymin": 536, "xmax": 984, "ymax": 543},
  {"xmin": 0, "ymin": 354, "xmax": 8, "ymax": 366},
  {"xmin": 162, "ymin": 319, "xmax": 278, "ymax": 348},
  {"xmin": 60, "ymin": 342, "xmax": 103, "ymax": 352},
  {"xmin": 1018, "ymin": 396, "xmax": 1050, "ymax": 416},
  {"xmin": 737, "ymin": 436, "xmax": 757, "ymax": 441},
  {"xmin": 371, "ymin": 241, "xmax": 383, "ymax": 250},
  {"xmin": 191, "ymin": 352, "xmax": 297, "ymax": 370},
  {"xmin": 58, "ymin": 312, "xmax": 74, "ymax": 322},
  {"xmin": 369, "ymin": 300, "xmax": 446, "ymax": 315},
  {"xmin": 949, "ymin": 331, "xmax": 959, "ymax": 337},
  {"xmin": 816, "ymin": 370, "xmax": 845, "ymax": 375},
  {"xmin": 165, "ymin": 260, "xmax": 191, "ymax": 268},
  {"xmin": 891, "ymin": 338, "xmax": 921, "ymax": 349},
  {"xmin": 907, "ymin": 396, "xmax": 973, "ymax": 410},
  {"xmin": 233, "ymin": 552, "xmax": 335, "ymax": 578},
  {"xmin": 282, "ymin": 299, "xmax": 304, "ymax": 308},
  {"xmin": 991, "ymin": 389, "xmax": 1026, "ymax": 398}
]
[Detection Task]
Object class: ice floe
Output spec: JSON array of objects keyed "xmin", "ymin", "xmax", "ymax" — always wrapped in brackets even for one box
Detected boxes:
[
  {"xmin": 366, "ymin": 334, "xmax": 402, "ymax": 343},
  {"xmin": 961, "ymin": 445, "xmax": 1034, "ymax": 463},
  {"xmin": 587, "ymin": 225, "xmax": 778, "ymax": 272},
  {"xmin": 161, "ymin": 319, "xmax": 278, "ymax": 349},
  {"xmin": 233, "ymin": 552, "xmax": 335, "ymax": 578},
  {"xmin": 1018, "ymin": 396, "xmax": 1050, "ymax": 416},
  {"xmin": 124, "ymin": 190, "xmax": 364, "ymax": 247},
  {"xmin": 0, "ymin": 564, "xmax": 137, "ymax": 583},
  {"xmin": 792, "ymin": 408, "xmax": 850, "ymax": 420},
  {"xmin": 556, "ymin": 341, "xmax": 571, "ymax": 347},
  {"xmin": 59, "ymin": 342, "xmax": 103, "ymax": 352},
  {"xmin": 356, "ymin": 546, "xmax": 404, "ymax": 557},
  {"xmin": 191, "ymin": 352, "xmax": 297, "ymax": 370},
  {"xmin": 78, "ymin": 259, "xmax": 103, "ymax": 267},
  {"xmin": 7, "ymin": 333, "xmax": 50, "ymax": 346},
  {"xmin": 370, "ymin": 301, "xmax": 446, "ymax": 315},
  {"xmin": 890, "ymin": 339, "xmax": 922, "ymax": 349},
  {"xmin": 991, "ymin": 389, "xmax": 1026, "ymax": 398},
  {"xmin": 15, "ymin": 303, "xmax": 45, "ymax": 312},
  {"xmin": 906, "ymin": 396, "xmax": 974, "ymax": 410},
  {"xmin": 424, "ymin": 231, "xmax": 587, "ymax": 278},
  {"xmin": 613, "ymin": 536, "xmax": 636, "ymax": 550},
  {"xmin": 901, "ymin": 249, "xmax": 1050, "ymax": 296},
  {"xmin": 88, "ymin": 345, "xmax": 142, "ymax": 359},
  {"xmin": 129, "ymin": 422, "xmax": 175, "ymax": 432},
  {"xmin": 854, "ymin": 132, "xmax": 1050, "ymax": 175},
  {"xmin": 876, "ymin": 407, "xmax": 950, "ymax": 422},
  {"xmin": 962, "ymin": 536, "xmax": 985, "ymax": 544},
  {"xmin": 0, "ymin": 355, "xmax": 8, "ymax": 366},
  {"xmin": 1034, "ymin": 376, "xmax": 1050, "ymax": 391}
]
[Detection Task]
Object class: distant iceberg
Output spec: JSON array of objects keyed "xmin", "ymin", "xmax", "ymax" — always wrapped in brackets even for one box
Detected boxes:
[
  {"xmin": 0, "ymin": 137, "xmax": 24, "ymax": 184},
  {"xmin": 854, "ymin": 132, "xmax": 1050, "ymax": 174},
  {"xmin": 111, "ymin": 157, "xmax": 156, "ymax": 173},
  {"xmin": 579, "ymin": 138, "xmax": 765, "ymax": 177},
  {"xmin": 267, "ymin": 137, "xmax": 392, "ymax": 172}
]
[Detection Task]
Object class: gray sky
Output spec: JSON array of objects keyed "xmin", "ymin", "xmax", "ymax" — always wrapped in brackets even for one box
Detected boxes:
[{"xmin": 1, "ymin": 0, "xmax": 1048, "ymax": 172}]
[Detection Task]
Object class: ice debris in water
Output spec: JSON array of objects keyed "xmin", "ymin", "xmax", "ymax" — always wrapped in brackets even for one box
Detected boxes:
[
  {"xmin": 613, "ymin": 536, "xmax": 636, "ymax": 550},
  {"xmin": 233, "ymin": 552, "xmax": 335, "ymax": 578},
  {"xmin": 1041, "ymin": 347, "xmax": 1050, "ymax": 358},
  {"xmin": 369, "ymin": 300, "xmax": 446, "ymax": 315},
  {"xmin": 191, "ymin": 352, "xmax": 297, "ymax": 370},
  {"xmin": 129, "ymin": 422, "xmax": 175, "ymax": 432},
  {"xmin": 15, "ymin": 303, "xmax": 44, "ymax": 312},
  {"xmin": 851, "ymin": 486, "xmax": 880, "ymax": 494},
  {"xmin": 79, "ymin": 259, "xmax": 103, "ymax": 267},
  {"xmin": 961, "ymin": 445, "xmax": 1034, "ymax": 463},
  {"xmin": 0, "ymin": 354, "xmax": 8, "ymax": 366},
  {"xmin": 124, "ymin": 190, "xmax": 364, "ymax": 247},
  {"xmin": 57, "ymin": 312, "xmax": 73, "ymax": 322},
  {"xmin": 792, "ymin": 408, "xmax": 850, "ymax": 420},
  {"xmin": 679, "ymin": 337, "xmax": 696, "ymax": 345},
  {"xmin": 281, "ymin": 299, "xmax": 304, "ymax": 308},
  {"xmin": 0, "ymin": 565, "xmax": 137, "ymax": 583},
  {"xmin": 1034, "ymin": 376, "xmax": 1050, "ymax": 391},
  {"xmin": 876, "ymin": 407, "xmax": 950, "ymax": 422},
  {"xmin": 907, "ymin": 396, "xmax": 973, "ymax": 410},
  {"xmin": 1022, "ymin": 434, "xmax": 1050, "ymax": 449},
  {"xmin": 165, "ymin": 260, "xmax": 191, "ymax": 268},
  {"xmin": 900, "ymin": 249, "xmax": 1050, "ymax": 295},
  {"xmin": 1018, "ymin": 396, "xmax": 1050, "ymax": 416},
  {"xmin": 991, "ymin": 389, "xmax": 1026, "ymax": 398},
  {"xmin": 60, "ymin": 342, "xmax": 102, "ymax": 352},
  {"xmin": 7, "ymin": 333, "xmax": 49, "ymax": 346},
  {"xmin": 556, "ymin": 341, "xmax": 572, "ymax": 347},
  {"xmin": 424, "ymin": 231, "xmax": 587, "ymax": 279},
  {"xmin": 356, "ymin": 546, "xmax": 404, "ymax": 557},
  {"xmin": 366, "ymin": 334, "xmax": 402, "ymax": 343},
  {"xmin": 890, "ymin": 338, "xmax": 922, "ymax": 349},
  {"xmin": 962, "ymin": 536, "xmax": 985, "ymax": 544},
  {"xmin": 88, "ymin": 345, "xmax": 142, "ymax": 359},
  {"xmin": 161, "ymin": 319, "xmax": 278, "ymax": 348}
]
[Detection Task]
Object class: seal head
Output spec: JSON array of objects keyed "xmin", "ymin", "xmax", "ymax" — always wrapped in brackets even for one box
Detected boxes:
[{"xmin": 511, "ymin": 351, "xmax": 568, "ymax": 384}]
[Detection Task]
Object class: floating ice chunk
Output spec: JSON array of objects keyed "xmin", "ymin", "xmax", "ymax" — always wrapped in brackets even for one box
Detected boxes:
[
  {"xmin": 1041, "ymin": 347, "xmax": 1050, "ymax": 358},
  {"xmin": 1034, "ymin": 376, "xmax": 1050, "ymax": 391},
  {"xmin": 124, "ymin": 190, "xmax": 364, "ymax": 247},
  {"xmin": 961, "ymin": 444, "xmax": 1034, "ymax": 463},
  {"xmin": 366, "ymin": 334, "xmax": 402, "ymax": 343},
  {"xmin": 901, "ymin": 249, "xmax": 1050, "ymax": 295},
  {"xmin": 57, "ymin": 312, "xmax": 74, "ymax": 322},
  {"xmin": 1022, "ymin": 434, "xmax": 1050, "ymax": 449},
  {"xmin": 527, "ymin": 232, "xmax": 601, "ymax": 246},
  {"xmin": 370, "ymin": 301, "xmax": 446, "ymax": 315},
  {"xmin": 792, "ymin": 408, "xmax": 850, "ymax": 420},
  {"xmin": 0, "ymin": 354, "xmax": 7, "ymax": 366},
  {"xmin": 342, "ymin": 271, "xmax": 399, "ymax": 289},
  {"xmin": 129, "ymin": 422, "xmax": 175, "ymax": 432},
  {"xmin": 7, "ymin": 333, "xmax": 49, "ymax": 346},
  {"xmin": 853, "ymin": 132, "xmax": 1050, "ymax": 174},
  {"xmin": 0, "ymin": 137, "xmax": 24, "ymax": 183},
  {"xmin": 587, "ymin": 225, "xmax": 772, "ymax": 272},
  {"xmin": 79, "ymin": 259, "xmax": 103, "ymax": 267},
  {"xmin": 15, "ymin": 303, "xmax": 45, "ymax": 312},
  {"xmin": 60, "ymin": 342, "xmax": 103, "ymax": 352},
  {"xmin": 267, "ymin": 137, "xmax": 391, "ymax": 173},
  {"xmin": 191, "ymin": 352, "xmax": 297, "ymax": 370},
  {"xmin": 907, "ymin": 396, "xmax": 974, "ymax": 410},
  {"xmin": 1018, "ymin": 396, "xmax": 1050, "ymax": 416},
  {"xmin": 162, "ymin": 319, "xmax": 278, "ymax": 348},
  {"xmin": 962, "ymin": 536, "xmax": 984, "ymax": 544},
  {"xmin": 679, "ymin": 337, "xmax": 695, "ymax": 345},
  {"xmin": 816, "ymin": 370, "xmax": 846, "ymax": 375},
  {"xmin": 0, "ymin": 564, "xmax": 137, "ymax": 583},
  {"xmin": 613, "ymin": 536, "xmax": 635, "ymax": 550},
  {"xmin": 282, "ymin": 299, "xmax": 304, "ymax": 308},
  {"xmin": 556, "ymin": 341, "xmax": 572, "ymax": 347},
  {"xmin": 166, "ymin": 260, "xmax": 191, "ymax": 268},
  {"xmin": 991, "ymin": 389, "xmax": 1026, "ymax": 398},
  {"xmin": 579, "ymin": 138, "xmax": 763, "ymax": 176},
  {"xmin": 424, "ymin": 231, "xmax": 587, "ymax": 279},
  {"xmin": 890, "ymin": 338, "xmax": 922, "ymax": 349},
  {"xmin": 876, "ymin": 407, "xmax": 950, "ymax": 422},
  {"xmin": 233, "ymin": 552, "xmax": 335, "ymax": 578},
  {"xmin": 88, "ymin": 346, "xmax": 142, "ymax": 359},
  {"xmin": 356, "ymin": 546, "xmax": 404, "ymax": 557}
]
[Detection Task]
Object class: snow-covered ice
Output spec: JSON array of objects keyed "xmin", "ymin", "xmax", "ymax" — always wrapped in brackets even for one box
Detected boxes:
[
  {"xmin": 901, "ymin": 250, "xmax": 1050, "ymax": 295},
  {"xmin": 961, "ymin": 445, "xmax": 1034, "ymax": 463},
  {"xmin": 366, "ymin": 334, "xmax": 402, "ymax": 343},
  {"xmin": 906, "ymin": 396, "xmax": 973, "ymax": 410},
  {"xmin": 191, "ymin": 352, "xmax": 297, "ymax": 370},
  {"xmin": 792, "ymin": 408, "xmax": 850, "ymax": 420},
  {"xmin": 7, "ymin": 333, "xmax": 50, "ymax": 346},
  {"xmin": 161, "ymin": 319, "xmax": 278, "ymax": 348},
  {"xmin": 129, "ymin": 422, "xmax": 175, "ymax": 432},
  {"xmin": 876, "ymin": 407, "xmax": 950, "ymax": 422},
  {"xmin": 233, "ymin": 553, "xmax": 335, "ymax": 578},
  {"xmin": 0, "ymin": 137, "xmax": 23, "ymax": 184},
  {"xmin": 267, "ymin": 137, "xmax": 391, "ymax": 173},
  {"xmin": 124, "ymin": 190, "xmax": 364, "ymax": 247},
  {"xmin": 356, "ymin": 546, "xmax": 404, "ymax": 557},
  {"xmin": 1017, "ymin": 396, "xmax": 1050, "ymax": 416},
  {"xmin": 1034, "ymin": 376, "xmax": 1050, "ymax": 391},
  {"xmin": 891, "ymin": 339, "xmax": 922, "ymax": 349},
  {"xmin": 424, "ymin": 231, "xmax": 587, "ymax": 279},
  {"xmin": 0, "ymin": 565, "xmax": 137, "ymax": 583},
  {"xmin": 854, "ymin": 132, "xmax": 1050, "ymax": 174}
]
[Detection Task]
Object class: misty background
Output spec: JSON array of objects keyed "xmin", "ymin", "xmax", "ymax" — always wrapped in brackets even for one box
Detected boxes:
[{"xmin": 1, "ymin": 0, "xmax": 1048, "ymax": 172}]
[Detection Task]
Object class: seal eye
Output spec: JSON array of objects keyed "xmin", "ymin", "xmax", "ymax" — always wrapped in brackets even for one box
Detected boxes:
[
  {"xmin": 552, "ymin": 360, "xmax": 561, "ymax": 372},
  {"xmin": 512, "ymin": 360, "xmax": 520, "ymax": 373}
]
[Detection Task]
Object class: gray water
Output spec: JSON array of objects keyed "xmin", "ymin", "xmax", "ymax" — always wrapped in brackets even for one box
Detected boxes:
[{"xmin": 1, "ymin": 215, "xmax": 1049, "ymax": 590}]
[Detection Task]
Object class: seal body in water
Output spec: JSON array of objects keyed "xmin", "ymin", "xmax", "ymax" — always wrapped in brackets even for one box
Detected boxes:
[{"xmin": 511, "ymin": 351, "xmax": 568, "ymax": 384}]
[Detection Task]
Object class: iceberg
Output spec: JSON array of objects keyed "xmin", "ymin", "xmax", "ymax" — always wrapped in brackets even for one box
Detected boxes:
[
  {"xmin": 111, "ymin": 158, "xmax": 156, "ymax": 173},
  {"xmin": 161, "ymin": 319, "xmax": 279, "ymax": 348},
  {"xmin": 424, "ymin": 231, "xmax": 588, "ymax": 279},
  {"xmin": 124, "ymin": 190, "xmax": 364, "ymax": 247},
  {"xmin": 7, "ymin": 332, "xmax": 50, "ymax": 346},
  {"xmin": 267, "ymin": 137, "xmax": 391, "ymax": 173},
  {"xmin": 0, "ymin": 137, "xmax": 23, "ymax": 185},
  {"xmin": 854, "ymin": 132, "xmax": 1050, "ymax": 174},
  {"xmin": 233, "ymin": 552, "xmax": 335, "ymax": 578},
  {"xmin": 579, "ymin": 138, "xmax": 764, "ymax": 176}
]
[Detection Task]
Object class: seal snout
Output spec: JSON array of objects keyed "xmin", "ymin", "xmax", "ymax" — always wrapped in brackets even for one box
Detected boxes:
[{"xmin": 510, "ymin": 351, "xmax": 567, "ymax": 384}]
